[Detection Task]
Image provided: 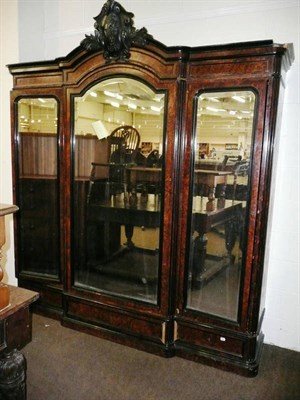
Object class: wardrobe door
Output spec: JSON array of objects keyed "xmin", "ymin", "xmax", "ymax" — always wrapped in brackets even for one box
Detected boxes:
[
  {"xmin": 175, "ymin": 76, "xmax": 271, "ymax": 374},
  {"xmin": 14, "ymin": 97, "xmax": 60, "ymax": 280},
  {"xmin": 65, "ymin": 65, "xmax": 179, "ymax": 350}
]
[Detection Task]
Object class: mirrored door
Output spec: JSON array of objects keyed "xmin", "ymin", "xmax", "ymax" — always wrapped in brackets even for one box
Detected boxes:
[
  {"xmin": 16, "ymin": 97, "xmax": 60, "ymax": 278},
  {"xmin": 72, "ymin": 77, "xmax": 166, "ymax": 304},
  {"xmin": 185, "ymin": 90, "xmax": 256, "ymax": 321}
]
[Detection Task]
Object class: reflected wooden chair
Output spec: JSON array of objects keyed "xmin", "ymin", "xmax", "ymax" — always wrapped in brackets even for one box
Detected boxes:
[
  {"xmin": 109, "ymin": 125, "xmax": 140, "ymax": 164},
  {"xmin": 108, "ymin": 126, "xmax": 140, "ymax": 194},
  {"xmin": 86, "ymin": 126, "xmax": 141, "ymax": 263},
  {"xmin": 88, "ymin": 125, "xmax": 141, "ymax": 202}
]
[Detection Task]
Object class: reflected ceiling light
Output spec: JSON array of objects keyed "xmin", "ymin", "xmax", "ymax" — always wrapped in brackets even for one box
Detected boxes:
[
  {"xmin": 90, "ymin": 91, "xmax": 97, "ymax": 97},
  {"xmin": 206, "ymin": 106, "xmax": 226, "ymax": 112},
  {"xmin": 38, "ymin": 98, "xmax": 46, "ymax": 103},
  {"xmin": 128, "ymin": 103, "xmax": 137, "ymax": 110},
  {"xmin": 150, "ymin": 105, "xmax": 162, "ymax": 112},
  {"xmin": 111, "ymin": 101, "xmax": 120, "ymax": 108},
  {"xmin": 153, "ymin": 96, "xmax": 163, "ymax": 102},
  {"xmin": 104, "ymin": 90, "xmax": 123, "ymax": 100},
  {"xmin": 229, "ymin": 110, "xmax": 237, "ymax": 115},
  {"xmin": 232, "ymin": 95, "xmax": 246, "ymax": 103}
]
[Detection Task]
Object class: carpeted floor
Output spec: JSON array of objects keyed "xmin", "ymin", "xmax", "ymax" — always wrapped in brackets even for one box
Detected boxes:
[{"xmin": 23, "ymin": 313, "xmax": 300, "ymax": 400}]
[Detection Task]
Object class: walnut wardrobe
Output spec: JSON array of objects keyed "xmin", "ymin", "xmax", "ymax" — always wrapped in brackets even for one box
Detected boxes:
[{"xmin": 8, "ymin": 0, "xmax": 294, "ymax": 376}]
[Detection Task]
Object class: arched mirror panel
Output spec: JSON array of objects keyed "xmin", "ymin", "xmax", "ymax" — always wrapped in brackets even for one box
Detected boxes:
[
  {"xmin": 16, "ymin": 97, "xmax": 60, "ymax": 279},
  {"xmin": 185, "ymin": 90, "xmax": 256, "ymax": 321},
  {"xmin": 72, "ymin": 77, "xmax": 166, "ymax": 304}
]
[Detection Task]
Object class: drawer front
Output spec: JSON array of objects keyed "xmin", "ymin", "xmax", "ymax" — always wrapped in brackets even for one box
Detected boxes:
[
  {"xmin": 65, "ymin": 296, "xmax": 165, "ymax": 344},
  {"xmin": 176, "ymin": 322, "xmax": 244, "ymax": 357}
]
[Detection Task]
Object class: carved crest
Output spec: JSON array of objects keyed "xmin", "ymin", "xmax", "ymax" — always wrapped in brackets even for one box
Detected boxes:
[{"xmin": 80, "ymin": 0, "xmax": 152, "ymax": 61}]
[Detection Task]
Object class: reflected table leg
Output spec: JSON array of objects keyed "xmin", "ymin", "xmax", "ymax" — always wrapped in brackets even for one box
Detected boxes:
[
  {"xmin": 192, "ymin": 233, "xmax": 208, "ymax": 289},
  {"xmin": 124, "ymin": 224, "xmax": 135, "ymax": 248},
  {"xmin": 225, "ymin": 218, "xmax": 238, "ymax": 264}
]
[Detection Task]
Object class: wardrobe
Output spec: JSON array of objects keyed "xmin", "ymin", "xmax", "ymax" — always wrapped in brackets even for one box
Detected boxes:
[{"xmin": 8, "ymin": 0, "xmax": 294, "ymax": 375}]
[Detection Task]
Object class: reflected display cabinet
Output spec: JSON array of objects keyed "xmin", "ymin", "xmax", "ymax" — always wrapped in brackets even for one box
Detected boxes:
[{"xmin": 8, "ymin": 0, "xmax": 294, "ymax": 376}]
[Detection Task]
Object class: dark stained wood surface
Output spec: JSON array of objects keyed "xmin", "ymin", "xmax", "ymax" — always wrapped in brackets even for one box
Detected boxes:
[
  {"xmin": 0, "ymin": 285, "xmax": 39, "ymax": 321},
  {"xmin": 7, "ymin": 21, "xmax": 294, "ymax": 377}
]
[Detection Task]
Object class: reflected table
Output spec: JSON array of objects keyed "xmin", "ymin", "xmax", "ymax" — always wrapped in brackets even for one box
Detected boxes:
[
  {"xmin": 87, "ymin": 193, "xmax": 161, "ymax": 257},
  {"xmin": 191, "ymin": 198, "xmax": 243, "ymax": 288},
  {"xmin": 194, "ymin": 170, "xmax": 232, "ymax": 211},
  {"xmin": 126, "ymin": 166, "xmax": 231, "ymax": 189},
  {"xmin": 194, "ymin": 169, "xmax": 231, "ymax": 186},
  {"xmin": 126, "ymin": 166, "xmax": 162, "ymax": 186},
  {"xmin": 87, "ymin": 194, "xmax": 242, "ymax": 287},
  {"xmin": 126, "ymin": 167, "xmax": 232, "ymax": 211}
]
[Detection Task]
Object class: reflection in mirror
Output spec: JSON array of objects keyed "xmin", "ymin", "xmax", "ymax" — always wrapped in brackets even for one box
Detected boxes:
[
  {"xmin": 17, "ymin": 97, "xmax": 60, "ymax": 277},
  {"xmin": 72, "ymin": 78, "xmax": 165, "ymax": 304},
  {"xmin": 186, "ymin": 90, "xmax": 256, "ymax": 321}
]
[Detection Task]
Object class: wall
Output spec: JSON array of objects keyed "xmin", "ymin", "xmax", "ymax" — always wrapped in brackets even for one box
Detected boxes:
[
  {"xmin": 1, "ymin": 0, "xmax": 299, "ymax": 352},
  {"xmin": 0, "ymin": 0, "xmax": 18, "ymax": 285}
]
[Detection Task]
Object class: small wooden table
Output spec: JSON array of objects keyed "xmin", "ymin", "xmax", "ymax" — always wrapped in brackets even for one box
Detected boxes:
[
  {"xmin": 0, "ymin": 203, "xmax": 39, "ymax": 399},
  {"xmin": 0, "ymin": 286, "xmax": 39, "ymax": 399},
  {"xmin": 0, "ymin": 203, "xmax": 19, "ymax": 309}
]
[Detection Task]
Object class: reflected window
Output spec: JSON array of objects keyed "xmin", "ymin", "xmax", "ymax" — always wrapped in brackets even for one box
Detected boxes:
[
  {"xmin": 186, "ymin": 90, "xmax": 256, "ymax": 321},
  {"xmin": 72, "ymin": 78, "xmax": 165, "ymax": 304}
]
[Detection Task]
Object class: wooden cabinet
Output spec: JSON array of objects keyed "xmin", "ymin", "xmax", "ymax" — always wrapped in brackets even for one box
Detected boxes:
[
  {"xmin": 1, "ymin": 204, "xmax": 39, "ymax": 399},
  {"xmin": 8, "ymin": 0, "xmax": 294, "ymax": 376}
]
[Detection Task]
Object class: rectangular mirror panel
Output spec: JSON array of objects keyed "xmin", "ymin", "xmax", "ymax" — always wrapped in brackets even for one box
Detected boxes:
[
  {"xmin": 16, "ymin": 97, "xmax": 60, "ymax": 278},
  {"xmin": 186, "ymin": 90, "xmax": 256, "ymax": 321}
]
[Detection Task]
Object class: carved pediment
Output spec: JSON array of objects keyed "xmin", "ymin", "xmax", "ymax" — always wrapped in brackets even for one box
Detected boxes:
[{"xmin": 80, "ymin": 0, "xmax": 152, "ymax": 61}]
